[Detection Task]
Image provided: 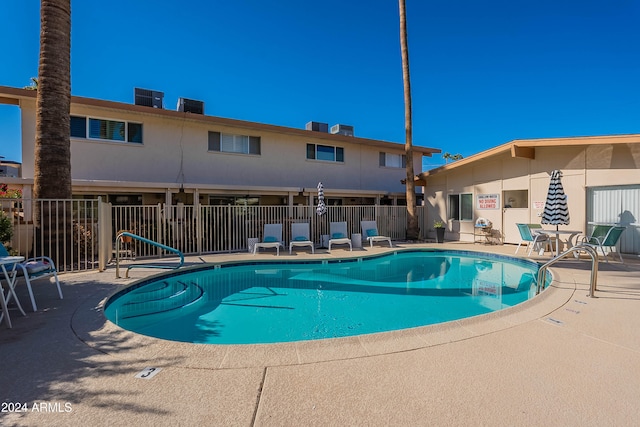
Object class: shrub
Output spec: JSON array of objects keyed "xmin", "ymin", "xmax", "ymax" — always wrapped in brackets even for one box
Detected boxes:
[{"xmin": 0, "ymin": 211, "xmax": 13, "ymax": 245}]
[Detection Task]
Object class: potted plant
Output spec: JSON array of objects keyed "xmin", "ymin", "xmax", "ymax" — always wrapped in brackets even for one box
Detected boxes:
[{"xmin": 434, "ymin": 220, "xmax": 445, "ymax": 243}]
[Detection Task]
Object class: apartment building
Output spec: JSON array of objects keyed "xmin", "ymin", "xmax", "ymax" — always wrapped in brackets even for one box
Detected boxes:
[{"xmin": 0, "ymin": 85, "xmax": 440, "ymax": 208}]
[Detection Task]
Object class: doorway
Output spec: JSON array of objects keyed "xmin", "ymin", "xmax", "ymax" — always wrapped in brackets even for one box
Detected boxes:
[{"xmin": 502, "ymin": 190, "xmax": 529, "ymax": 244}]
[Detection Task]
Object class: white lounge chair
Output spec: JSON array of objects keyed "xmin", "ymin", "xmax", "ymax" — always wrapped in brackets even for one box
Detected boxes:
[
  {"xmin": 360, "ymin": 220, "xmax": 392, "ymax": 248},
  {"xmin": 253, "ymin": 224, "xmax": 284, "ymax": 256},
  {"xmin": 289, "ymin": 222, "xmax": 314, "ymax": 254},
  {"xmin": 328, "ymin": 222, "xmax": 352, "ymax": 251},
  {"xmin": 0, "ymin": 244, "xmax": 63, "ymax": 311}
]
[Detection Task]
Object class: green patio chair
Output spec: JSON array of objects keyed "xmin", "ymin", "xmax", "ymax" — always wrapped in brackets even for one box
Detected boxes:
[
  {"xmin": 515, "ymin": 223, "xmax": 551, "ymax": 256},
  {"xmin": 581, "ymin": 225, "xmax": 626, "ymax": 263}
]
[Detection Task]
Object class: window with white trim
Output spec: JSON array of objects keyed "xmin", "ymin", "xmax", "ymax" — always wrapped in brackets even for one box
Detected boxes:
[
  {"xmin": 70, "ymin": 116, "xmax": 143, "ymax": 144},
  {"xmin": 448, "ymin": 193, "xmax": 473, "ymax": 221},
  {"xmin": 306, "ymin": 144, "xmax": 344, "ymax": 162},
  {"xmin": 208, "ymin": 131, "xmax": 260, "ymax": 155},
  {"xmin": 379, "ymin": 152, "xmax": 406, "ymax": 168}
]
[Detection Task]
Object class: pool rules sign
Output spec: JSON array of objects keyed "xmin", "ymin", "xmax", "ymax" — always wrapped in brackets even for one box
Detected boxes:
[{"xmin": 477, "ymin": 194, "xmax": 499, "ymax": 210}]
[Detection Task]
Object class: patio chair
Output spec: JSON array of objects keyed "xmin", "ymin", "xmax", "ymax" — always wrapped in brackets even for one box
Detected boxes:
[
  {"xmin": 0, "ymin": 244, "xmax": 63, "ymax": 311},
  {"xmin": 515, "ymin": 223, "xmax": 552, "ymax": 256},
  {"xmin": 289, "ymin": 222, "xmax": 314, "ymax": 254},
  {"xmin": 253, "ymin": 223, "xmax": 284, "ymax": 256},
  {"xmin": 580, "ymin": 225, "xmax": 626, "ymax": 263},
  {"xmin": 360, "ymin": 220, "xmax": 392, "ymax": 248},
  {"xmin": 328, "ymin": 222, "xmax": 352, "ymax": 251}
]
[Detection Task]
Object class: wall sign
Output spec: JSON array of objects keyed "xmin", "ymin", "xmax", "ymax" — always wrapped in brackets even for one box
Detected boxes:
[
  {"xmin": 533, "ymin": 201, "xmax": 545, "ymax": 210},
  {"xmin": 477, "ymin": 194, "xmax": 500, "ymax": 209}
]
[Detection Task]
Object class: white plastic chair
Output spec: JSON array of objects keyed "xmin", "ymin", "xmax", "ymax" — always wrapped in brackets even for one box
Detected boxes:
[
  {"xmin": 360, "ymin": 220, "xmax": 392, "ymax": 248},
  {"xmin": 289, "ymin": 223, "xmax": 314, "ymax": 254},
  {"xmin": 0, "ymin": 244, "xmax": 63, "ymax": 311},
  {"xmin": 253, "ymin": 224, "xmax": 284, "ymax": 256},
  {"xmin": 328, "ymin": 222, "xmax": 352, "ymax": 251}
]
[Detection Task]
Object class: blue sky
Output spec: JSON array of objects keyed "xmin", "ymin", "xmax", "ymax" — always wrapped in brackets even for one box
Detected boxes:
[{"xmin": 1, "ymin": 0, "xmax": 639, "ymax": 170}]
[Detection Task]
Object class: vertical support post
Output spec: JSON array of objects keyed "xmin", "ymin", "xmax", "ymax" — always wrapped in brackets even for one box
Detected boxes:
[{"xmin": 157, "ymin": 203, "xmax": 163, "ymax": 258}]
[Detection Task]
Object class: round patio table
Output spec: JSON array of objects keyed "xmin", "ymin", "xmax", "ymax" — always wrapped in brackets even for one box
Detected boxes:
[
  {"xmin": 538, "ymin": 230, "xmax": 583, "ymax": 256},
  {"xmin": 0, "ymin": 255, "xmax": 26, "ymax": 328}
]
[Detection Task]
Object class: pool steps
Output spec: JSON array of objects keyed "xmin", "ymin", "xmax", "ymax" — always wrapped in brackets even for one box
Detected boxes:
[{"xmin": 115, "ymin": 280, "xmax": 205, "ymax": 320}]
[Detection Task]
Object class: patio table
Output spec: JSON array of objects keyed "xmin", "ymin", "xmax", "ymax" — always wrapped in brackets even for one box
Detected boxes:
[
  {"xmin": 538, "ymin": 230, "xmax": 582, "ymax": 256},
  {"xmin": 0, "ymin": 256, "xmax": 26, "ymax": 328}
]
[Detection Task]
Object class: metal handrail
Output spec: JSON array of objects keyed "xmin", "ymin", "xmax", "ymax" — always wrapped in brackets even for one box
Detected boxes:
[
  {"xmin": 536, "ymin": 243, "xmax": 599, "ymax": 297},
  {"xmin": 115, "ymin": 231, "xmax": 184, "ymax": 278}
]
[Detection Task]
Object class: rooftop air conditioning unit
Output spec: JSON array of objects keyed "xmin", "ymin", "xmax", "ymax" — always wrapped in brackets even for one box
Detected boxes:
[
  {"xmin": 177, "ymin": 97, "xmax": 205, "ymax": 115},
  {"xmin": 306, "ymin": 121, "xmax": 329, "ymax": 132},
  {"xmin": 134, "ymin": 88, "xmax": 164, "ymax": 108},
  {"xmin": 330, "ymin": 124, "xmax": 354, "ymax": 136}
]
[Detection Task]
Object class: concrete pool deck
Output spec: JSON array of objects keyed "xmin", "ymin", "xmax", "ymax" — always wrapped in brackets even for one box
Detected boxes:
[{"xmin": 2, "ymin": 242, "xmax": 640, "ymax": 426}]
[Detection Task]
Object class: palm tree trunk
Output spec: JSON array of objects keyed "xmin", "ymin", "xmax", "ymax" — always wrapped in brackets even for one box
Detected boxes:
[
  {"xmin": 33, "ymin": 0, "xmax": 72, "ymax": 262},
  {"xmin": 399, "ymin": 0, "xmax": 419, "ymax": 240}
]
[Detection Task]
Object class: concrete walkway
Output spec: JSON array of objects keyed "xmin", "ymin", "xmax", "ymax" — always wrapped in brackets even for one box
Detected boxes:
[{"xmin": 1, "ymin": 243, "xmax": 639, "ymax": 426}]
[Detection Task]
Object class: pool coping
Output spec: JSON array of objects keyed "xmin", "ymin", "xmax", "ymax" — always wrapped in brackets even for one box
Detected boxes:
[{"xmin": 72, "ymin": 248, "xmax": 576, "ymax": 369}]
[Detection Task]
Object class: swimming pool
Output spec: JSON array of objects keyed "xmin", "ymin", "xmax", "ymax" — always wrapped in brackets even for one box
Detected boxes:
[{"xmin": 104, "ymin": 249, "xmax": 547, "ymax": 344}]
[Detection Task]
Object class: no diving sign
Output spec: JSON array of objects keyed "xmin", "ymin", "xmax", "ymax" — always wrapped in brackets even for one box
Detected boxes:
[{"xmin": 477, "ymin": 194, "xmax": 499, "ymax": 210}]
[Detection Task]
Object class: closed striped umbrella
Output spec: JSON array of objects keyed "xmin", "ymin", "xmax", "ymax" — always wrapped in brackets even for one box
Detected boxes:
[
  {"xmin": 316, "ymin": 182, "xmax": 327, "ymax": 216},
  {"xmin": 541, "ymin": 170, "xmax": 570, "ymax": 230}
]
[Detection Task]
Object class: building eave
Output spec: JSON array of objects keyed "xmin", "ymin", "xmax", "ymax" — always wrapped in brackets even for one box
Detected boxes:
[
  {"xmin": 420, "ymin": 133, "xmax": 640, "ymax": 181},
  {"xmin": 6, "ymin": 177, "xmax": 402, "ymax": 199},
  {"xmin": 0, "ymin": 85, "xmax": 441, "ymax": 157}
]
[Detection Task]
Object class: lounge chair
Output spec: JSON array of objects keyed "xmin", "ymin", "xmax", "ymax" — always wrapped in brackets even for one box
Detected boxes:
[
  {"xmin": 328, "ymin": 222, "xmax": 352, "ymax": 251},
  {"xmin": 253, "ymin": 224, "xmax": 284, "ymax": 256},
  {"xmin": 360, "ymin": 220, "xmax": 392, "ymax": 248},
  {"xmin": 289, "ymin": 222, "xmax": 314, "ymax": 254},
  {"xmin": 0, "ymin": 244, "xmax": 63, "ymax": 311},
  {"xmin": 580, "ymin": 225, "xmax": 626, "ymax": 263},
  {"xmin": 515, "ymin": 223, "xmax": 551, "ymax": 256}
]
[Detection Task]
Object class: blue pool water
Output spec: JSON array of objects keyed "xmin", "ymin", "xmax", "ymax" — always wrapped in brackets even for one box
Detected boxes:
[{"xmin": 104, "ymin": 250, "xmax": 545, "ymax": 344}]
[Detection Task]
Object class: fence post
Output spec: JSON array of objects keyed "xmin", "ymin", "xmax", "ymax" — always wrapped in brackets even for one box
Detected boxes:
[
  {"xmin": 98, "ymin": 197, "xmax": 112, "ymax": 272},
  {"xmin": 157, "ymin": 203, "xmax": 163, "ymax": 258}
]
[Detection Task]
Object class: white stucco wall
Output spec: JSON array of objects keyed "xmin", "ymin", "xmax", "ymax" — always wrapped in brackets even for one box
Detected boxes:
[
  {"xmin": 18, "ymin": 98, "xmax": 422, "ymax": 197},
  {"xmin": 424, "ymin": 143, "xmax": 640, "ymax": 245}
]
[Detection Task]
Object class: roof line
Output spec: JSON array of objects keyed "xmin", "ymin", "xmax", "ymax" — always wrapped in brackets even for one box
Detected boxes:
[
  {"xmin": 421, "ymin": 133, "xmax": 640, "ymax": 178},
  {"xmin": 0, "ymin": 85, "xmax": 441, "ymax": 156}
]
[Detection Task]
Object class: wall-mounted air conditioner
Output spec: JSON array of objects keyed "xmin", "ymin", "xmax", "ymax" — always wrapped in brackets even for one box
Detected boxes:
[
  {"xmin": 306, "ymin": 121, "xmax": 328, "ymax": 132},
  {"xmin": 177, "ymin": 97, "xmax": 205, "ymax": 115},
  {"xmin": 134, "ymin": 88, "xmax": 164, "ymax": 108},
  {"xmin": 330, "ymin": 124, "xmax": 354, "ymax": 136}
]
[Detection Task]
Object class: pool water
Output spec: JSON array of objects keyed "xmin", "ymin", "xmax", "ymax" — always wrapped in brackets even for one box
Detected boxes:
[{"xmin": 104, "ymin": 250, "xmax": 543, "ymax": 344}]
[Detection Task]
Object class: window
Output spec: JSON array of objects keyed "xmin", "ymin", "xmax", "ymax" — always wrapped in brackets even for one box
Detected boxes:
[
  {"xmin": 70, "ymin": 116, "xmax": 143, "ymax": 143},
  {"xmin": 128, "ymin": 122, "xmax": 143, "ymax": 143},
  {"xmin": 379, "ymin": 152, "xmax": 406, "ymax": 168},
  {"xmin": 502, "ymin": 190, "xmax": 528, "ymax": 208},
  {"xmin": 208, "ymin": 131, "xmax": 260, "ymax": 155},
  {"xmin": 209, "ymin": 195, "xmax": 259, "ymax": 206},
  {"xmin": 448, "ymin": 193, "xmax": 473, "ymax": 221},
  {"xmin": 90, "ymin": 118, "xmax": 125, "ymax": 141},
  {"xmin": 306, "ymin": 144, "xmax": 344, "ymax": 162},
  {"xmin": 70, "ymin": 116, "xmax": 86, "ymax": 138},
  {"xmin": 108, "ymin": 194, "xmax": 143, "ymax": 205}
]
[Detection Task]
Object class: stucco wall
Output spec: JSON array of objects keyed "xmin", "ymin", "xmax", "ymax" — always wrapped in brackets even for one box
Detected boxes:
[
  {"xmin": 425, "ymin": 143, "xmax": 640, "ymax": 245},
  {"xmin": 19, "ymin": 98, "xmax": 420, "ymax": 196}
]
